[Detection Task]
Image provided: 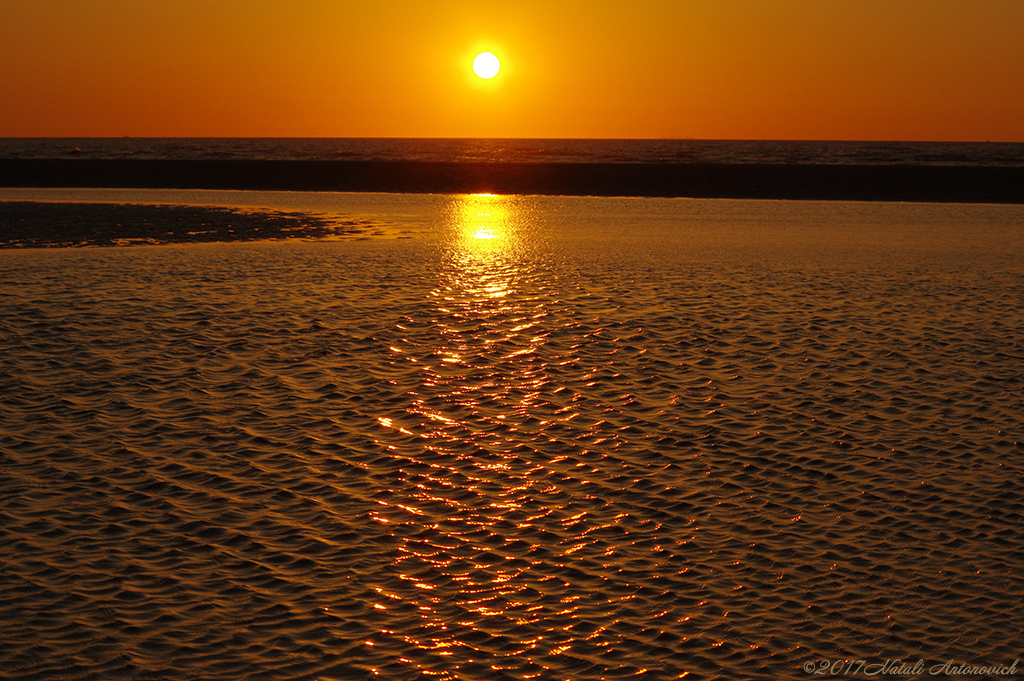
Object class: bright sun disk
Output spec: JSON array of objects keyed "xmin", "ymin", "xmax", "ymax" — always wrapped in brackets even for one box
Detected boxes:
[{"xmin": 473, "ymin": 52, "xmax": 500, "ymax": 79}]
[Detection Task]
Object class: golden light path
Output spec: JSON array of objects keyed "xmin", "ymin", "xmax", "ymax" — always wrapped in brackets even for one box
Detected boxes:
[
  {"xmin": 366, "ymin": 195, "xmax": 693, "ymax": 678},
  {"xmin": 372, "ymin": 194, "xmax": 583, "ymax": 676}
]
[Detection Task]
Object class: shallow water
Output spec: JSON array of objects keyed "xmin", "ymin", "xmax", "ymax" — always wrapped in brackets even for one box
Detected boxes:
[{"xmin": 1, "ymin": 194, "xmax": 1022, "ymax": 680}]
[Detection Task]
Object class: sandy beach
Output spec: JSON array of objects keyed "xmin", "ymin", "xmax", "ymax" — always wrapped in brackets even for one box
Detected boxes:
[{"xmin": 1, "ymin": 192, "xmax": 1022, "ymax": 679}]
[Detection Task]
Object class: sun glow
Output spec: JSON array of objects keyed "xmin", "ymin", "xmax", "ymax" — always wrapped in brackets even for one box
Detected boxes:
[{"xmin": 472, "ymin": 52, "xmax": 500, "ymax": 79}]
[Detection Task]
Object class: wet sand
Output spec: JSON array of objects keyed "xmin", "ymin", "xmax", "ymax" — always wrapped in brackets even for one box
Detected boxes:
[
  {"xmin": 0, "ymin": 194, "xmax": 1022, "ymax": 680},
  {"xmin": 3, "ymin": 158, "xmax": 1024, "ymax": 202},
  {"xmin": 0, "ymin": 201, "xmax": 380, "ymax": 248}
]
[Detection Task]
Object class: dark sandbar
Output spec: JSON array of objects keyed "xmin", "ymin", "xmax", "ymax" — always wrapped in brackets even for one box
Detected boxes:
[
  {"xmin": 3, "ymin": 158, "xmax": 1024, "ymax": 203},
  {"xmin": 0, "ymin": 201, "xmax": 375, "ymax": 248}
]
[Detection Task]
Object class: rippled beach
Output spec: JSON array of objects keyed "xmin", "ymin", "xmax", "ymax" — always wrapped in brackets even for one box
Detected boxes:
[{"xmin": 1, "ymin": 192, "xmax": 1022, "ymax": 680}]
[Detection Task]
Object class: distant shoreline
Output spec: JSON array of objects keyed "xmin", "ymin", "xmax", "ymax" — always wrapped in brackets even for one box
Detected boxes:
[{"xmin": 2, "ymin": 158, "xmax": 1024, "ymax": 203}]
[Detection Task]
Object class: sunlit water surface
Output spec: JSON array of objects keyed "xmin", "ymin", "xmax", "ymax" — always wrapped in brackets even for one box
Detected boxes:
[{"xmin": 1, "ymin": 193, "xmax": 1023, "ymax": 680}]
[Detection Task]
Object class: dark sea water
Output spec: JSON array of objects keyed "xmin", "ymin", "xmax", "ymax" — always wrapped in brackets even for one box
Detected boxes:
[
  {"xmin": 2, "ymin": 137, "xmax": 1024, "ymax": 167},
  {"xmin": 1, "ymin": 191, "xmax": 1022, "ymax": 680}
]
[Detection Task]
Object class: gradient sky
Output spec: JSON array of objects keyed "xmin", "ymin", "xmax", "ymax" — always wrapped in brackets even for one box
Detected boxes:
[{"xmin": 2, "ymin": 0, "xmax": 1022, "ymax": 140}]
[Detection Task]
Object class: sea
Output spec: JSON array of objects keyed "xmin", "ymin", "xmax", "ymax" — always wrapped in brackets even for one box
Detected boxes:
[
  {"xmin": 1, "ymin": 139, "xmax": 1023, "ymax": 680},
  {"xmin": 2, "ymin": 137, "xmax": 1024, "ymax": 166}
]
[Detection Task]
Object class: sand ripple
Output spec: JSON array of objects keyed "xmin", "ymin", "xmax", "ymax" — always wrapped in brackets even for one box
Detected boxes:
[{"xmin": 1, "ymin": 195, "xmax": 1022, "ymax": 680}]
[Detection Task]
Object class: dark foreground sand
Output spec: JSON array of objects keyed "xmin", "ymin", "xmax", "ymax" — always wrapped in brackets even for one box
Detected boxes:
[
  {"xmin": 0, "ymin": 201, "xmax": 379, "ymax": 248},
  {"xmin": 3, "ymin": 158, "xmax": 1024, "ymax": 202}
]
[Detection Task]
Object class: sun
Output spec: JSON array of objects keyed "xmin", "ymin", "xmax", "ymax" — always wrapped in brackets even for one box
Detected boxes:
[{"xmin": 472, "ymin": 52, "xmax": 500, "ymax": 79}]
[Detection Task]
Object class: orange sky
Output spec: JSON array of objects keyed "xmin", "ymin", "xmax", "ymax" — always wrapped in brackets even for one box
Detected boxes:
[{"xmin": 2, "ymin": 0, "xmax": 1022, "ymax": 140}]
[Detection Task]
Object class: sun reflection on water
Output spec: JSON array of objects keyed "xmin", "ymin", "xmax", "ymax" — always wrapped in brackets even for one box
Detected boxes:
[
  {"xmin": 368, "ymin": 194, "xmax": 687, "ymax": 678},
  {"xmin": 449, "ymin": 193, "xmax": 522, "ymax": 299},
  {"xmin": 371, "ymin": 193, "xmax": 583, "ymax": 674}
]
